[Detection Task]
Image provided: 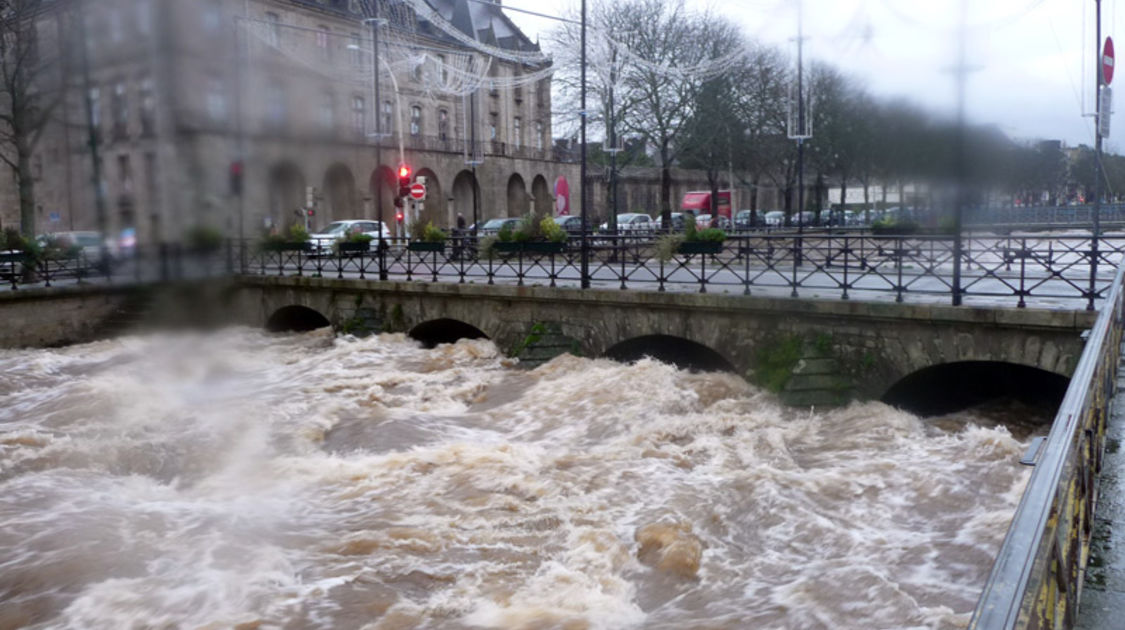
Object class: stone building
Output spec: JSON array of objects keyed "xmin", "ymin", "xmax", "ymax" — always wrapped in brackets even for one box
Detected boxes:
[{"xmin": 10, "ymin": 0, "xmax": 580, "ymax": 243}]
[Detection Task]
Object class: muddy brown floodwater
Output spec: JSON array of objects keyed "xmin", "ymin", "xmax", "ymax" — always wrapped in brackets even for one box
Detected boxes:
[{"xmin": 0, "ymin": 328, "xmax": 1037, "ymax": 629}]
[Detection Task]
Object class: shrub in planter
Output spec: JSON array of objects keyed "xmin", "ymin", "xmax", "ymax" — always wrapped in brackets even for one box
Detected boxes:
[
  {"xmin": 336, "ymin": 231, "xmax": 374, "ymax": 253},
  {"xmin": 871, "ymin": 217, "xmax": 918, "ymax": 236},
  {"xmin": 540, "ymin": 216, "xmax": 568, "ymax": 244},
  {"xmin": 186, "ymin": 225, "xmax": 223, "ymax": 253}
]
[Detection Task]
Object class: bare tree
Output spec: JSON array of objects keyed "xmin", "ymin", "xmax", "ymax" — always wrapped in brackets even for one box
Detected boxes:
[{"xmin": 0, "ymin": 0, "xmax": 63, "ymax": 236}]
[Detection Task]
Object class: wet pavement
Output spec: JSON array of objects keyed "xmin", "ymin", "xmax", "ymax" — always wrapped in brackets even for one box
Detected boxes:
[{"xmin": 1077, "ymin": 349, "xmax": 1125, "ymax": 629}]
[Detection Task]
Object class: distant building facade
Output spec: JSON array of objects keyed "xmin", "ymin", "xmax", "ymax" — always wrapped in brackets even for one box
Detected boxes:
[{"xmin": 8, "ymin": 0, "xmax": 578, "ymax": 242}]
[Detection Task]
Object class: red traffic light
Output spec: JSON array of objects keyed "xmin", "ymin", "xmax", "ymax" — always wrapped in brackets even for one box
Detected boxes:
[
  {"xmin": 307, "ymin": 209, "xmax": 315, "ymax": 217},
  {"xmin": 398, "ymin": 164, "xmax": 411, "ymax": 181},
  {"xmin": 395, "ymin": 211, "xmax": 404, "ymax": 222}
]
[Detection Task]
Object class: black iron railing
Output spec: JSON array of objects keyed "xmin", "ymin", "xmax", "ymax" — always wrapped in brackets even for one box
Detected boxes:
[
  {"xmin": 968, "ymin": 261, "xmax": 1125, "ymax": 629},
  {"xmin": 7, "ymin": 233, "xmax": 1125, "ymax": 310},
  {"xmin": 231, "ymin": 233, "xmax": 1125, "ymax": 309}
]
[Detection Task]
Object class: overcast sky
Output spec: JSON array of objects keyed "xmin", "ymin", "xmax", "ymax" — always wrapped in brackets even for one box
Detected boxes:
[{"xmin": 500, "ymin": 0, "xmax": 1125, "ymax": 150}]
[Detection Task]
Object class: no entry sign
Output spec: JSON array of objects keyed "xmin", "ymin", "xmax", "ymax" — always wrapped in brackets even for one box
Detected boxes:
[
  {"xmin": 409, "ymin": 182, "xmax": 426, "ymax": 200},
  {"xmin": 1105, "ymin": 37, "xmax": 1115, "ymax": 85}
]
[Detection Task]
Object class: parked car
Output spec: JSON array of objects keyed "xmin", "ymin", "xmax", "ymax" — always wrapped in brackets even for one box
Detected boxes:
[
  {"xmin": 695, "ymin": 214, "xmax": 732, "ymax": 230},
  {"xmin": 735, "ymin": 209, "xmax": 756, "ymax": 230},
  {"xmin": 763, "ymin": 210, "xmax": 785, "ymax": 227},
  {"xmin": 553, "ymin": 215, "xmax": 589, "ymax": 234},
  {"xmin": 647, "ymin": 212, "xmax": 688, "ymax": 231},
  {"xmin": 600, "ymin": 213, "xmax": 655, "ymax": 234},
  {"xmin": 310, "ymin": 220, "xmax": 391, "ymax": 255},
  {"xmin": 477, "ymin": 217, "xmax": 522, "ymax": 236},
  {"xmin": 38, "ymin": 230, "xmax": 112, "ymax": 260}
]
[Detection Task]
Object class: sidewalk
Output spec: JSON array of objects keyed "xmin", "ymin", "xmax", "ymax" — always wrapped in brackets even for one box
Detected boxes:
[{"xmin": 1076, "ymin": 351, "xmax": 1125, "ymax": 628}]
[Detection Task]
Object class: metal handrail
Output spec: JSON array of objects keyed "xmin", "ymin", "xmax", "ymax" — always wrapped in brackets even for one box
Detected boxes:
[{"xmin": 969, "ymin": 262, "xmax": 1125, "ymax": 629}]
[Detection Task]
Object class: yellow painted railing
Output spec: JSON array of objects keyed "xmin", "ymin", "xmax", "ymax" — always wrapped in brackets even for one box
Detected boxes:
[{"xmin": 970, "ymin": 264, "xmax": 1125, "ymax": 629}]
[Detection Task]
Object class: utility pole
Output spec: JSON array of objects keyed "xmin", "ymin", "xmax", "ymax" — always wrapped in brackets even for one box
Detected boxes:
[
  {"xmin": 1090, "ymin": 0, "xmax": 1104, "ymax": 311},
  {"xmin": 78, "ymin": 0, "xmax": 108, "ymax": 255},
  {"xmin": 952, "ymin": 0, "xmax": 968, "ymax": 306},
  {"xmin": 791, "ymin": 0, "xmax": 806, "ymax": 291},
  {"xmin": 580, "ymin": 0, "xmax": 589, "ymax": 288},
  {"xmin": 369, "ymin": 1, "xmax": 387, "ymax": 280}
]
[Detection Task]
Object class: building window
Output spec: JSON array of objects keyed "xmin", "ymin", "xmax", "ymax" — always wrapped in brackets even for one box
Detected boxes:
[
  {"xmin": 437, "ymin": 54, "xmax": 447, "ymax": 84},
  {"xmin": 118, "ymin": 154, "xmax": 133, "ymax": 194},
  {"xmin": 136, "ymin": 0, "xmax": 152, "ymax": 36},
  {"xmin": 202, "ymin": 1, "xmax": 221, "ymax": 33},
  {"xmin": 410, "ymin": 105, "xmax": 421, "ymax": 135},
  {"xmin": 438, "ymin": 108, "xmax": 448, "ymax": 140},
  {"xmin": 316, "ymin": 26, "xmax": 330, "ymax": 59},
  {"xmin": 350, "ymin": 33, "xmax": 361, "ymax": 67},
  {"xmin": 351, "ymin": 96, "xmax": 365, "ymax": 135},
  {"xmin": 139, "ymin": 78, "xmax": 155, "ymax": 135},
  {"xmin": 206, "ymin": 79, "xmax": 227, "ymax": 122},
  {"xmin": 266, "ymin": 80, "xmax": 285, "ymax": 126},
  {"xmin": 381, "ymin": 100, "xmax": 392, "ymax": 134},
  {"xmin": 112, "ymin": 82, "xmax": 128, "ymax": 138},
  {"xmin": 535, "ymin": 121, "xmax": 543, "ymax": 150},
  {"xmin": 489, "ymin": 113, "xmax": 497, "ymax": 140},
  {"xmin": 265, "ymin": 12, "xmax": 280, "ymax": 46},
  {"xmin": 513, "ymin": 117, "xmax": 521, "ymax": 148},
  {"xmin": 108, "ymin": 8, "xmax": 123, "ymax": 43},
  {"xmin": 89, "ymin": 87, "xmax": 101, "ymax": 131},
  {"xmin": 319, "ymin": 91, "xmax": 334, "ymax": 130}
]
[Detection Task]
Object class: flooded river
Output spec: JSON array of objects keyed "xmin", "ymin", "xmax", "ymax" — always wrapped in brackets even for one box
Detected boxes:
[{"xmin": 0, "ymin": 329, "xmax": 1035, "ymax": 629}]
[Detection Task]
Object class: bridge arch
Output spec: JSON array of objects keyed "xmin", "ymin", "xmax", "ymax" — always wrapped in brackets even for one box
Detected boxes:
[
  {"xmin": 266, "ymin": 305, "xmax": 331, "ymax": 333},
  {"xmin": 409, "ymin": 318, "xmax": 489, "ymax": 349},
  {"xmin": 881, "ymin": 361, "xmax": 1069, "ymax": 418},
  {"xmin": 605, "ymin": 335, "xmax": 735, "ymax": 373}
]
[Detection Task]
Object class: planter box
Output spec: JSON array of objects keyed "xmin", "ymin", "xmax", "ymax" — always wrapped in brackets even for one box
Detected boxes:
[
  {"xmin": 677, "ymin": 241, "xmax": 723, "ymax": 255},
  {"xmin": 262, "ymin": 241, "xmax": 312, "ymax": 252},
  {"xmin": 408, "ymin": 241, "xmax": 446, "ymax": 252},
  {"xmin": 493, "ymin": 241, "xmax": 565, "ymax": 254},
  {"xmin": 337, "ymin": 242, "xmax": 371, "ymax": 253}
]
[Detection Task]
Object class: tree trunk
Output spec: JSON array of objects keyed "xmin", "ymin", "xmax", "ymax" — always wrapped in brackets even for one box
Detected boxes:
[
  {"xmin": 17, "ymin": 141, "xmax": 36, "ymax": 237},
  {"xmin": 660, "ymin": 142, "xmax": 672, "ymax": 229},
  {"xmin": 750, "ymin": 173, "xmax": 759, "ymax": 214},
  {"xmin": 863, "ymin": 182, "xmax": 870, "ymax": 224}
]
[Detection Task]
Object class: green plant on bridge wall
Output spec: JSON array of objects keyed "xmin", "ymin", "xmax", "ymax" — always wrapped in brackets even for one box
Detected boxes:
[
  {"xmin": 751, "ymin": 335, "xmax": 805, "ymax": 393},
  {"xmin": 511, "ymin": 322, "xmax": 549, "ymax": 357}
]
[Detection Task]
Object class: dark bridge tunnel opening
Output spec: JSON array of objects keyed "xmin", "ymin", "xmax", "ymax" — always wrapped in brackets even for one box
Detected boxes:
[
  {"xmin": 409, "ymin": 319, "xmax": 489, "ymax": 349},
  {"xmin": 882, "ymin": 361, "xmax": 1069, "ymax": 419},
  {"xmin": 605, "ymin": 335, "xmax": 736, "ymax": 373},
  {"xmin": 266, "ymin": 305, "xmax": 331, "ymax": 333}
]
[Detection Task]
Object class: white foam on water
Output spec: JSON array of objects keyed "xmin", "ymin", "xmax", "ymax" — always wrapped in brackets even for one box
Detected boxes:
[{"xmin": 0, "ymin": 329, "xmax": 1037, "ymax": 629}]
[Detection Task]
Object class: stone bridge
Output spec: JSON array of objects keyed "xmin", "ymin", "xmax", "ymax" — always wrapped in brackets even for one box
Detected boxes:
[{"xmin": 229, "ymin": 276, "xmax": 1096, "ymax": 411}]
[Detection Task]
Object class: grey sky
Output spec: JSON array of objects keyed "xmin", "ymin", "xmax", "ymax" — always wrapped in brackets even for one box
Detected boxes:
[{"xmin": 500, "ymin": 0, "xmax": 1124, "ymax": 149}]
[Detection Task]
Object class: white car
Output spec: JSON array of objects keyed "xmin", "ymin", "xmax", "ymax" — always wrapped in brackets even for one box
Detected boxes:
[
  {"xmin": 600, "ymin": 213, "xmax": 655, "ymax": 233},
  {"xmin": 310, "ymin": 220, "xmax": 391, "ymax": 255}
]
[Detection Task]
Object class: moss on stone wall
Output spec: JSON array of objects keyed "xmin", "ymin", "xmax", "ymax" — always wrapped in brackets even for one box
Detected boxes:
[{"xmin": 752, "ymin": 335, "xmax": 804, "ymax": 393}]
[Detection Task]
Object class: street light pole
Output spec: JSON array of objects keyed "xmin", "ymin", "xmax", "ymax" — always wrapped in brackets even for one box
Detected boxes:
[
  {"xmin": 1090, "ymin": 0, "xmax": 1103, "ymax": 311},
  {"xmin": 368, "ymin": 5, "xmax": 387, "ymax": 280},
  {"xmin": 580, "ymin": 0, "xmax": 589, "ymax": 289}
]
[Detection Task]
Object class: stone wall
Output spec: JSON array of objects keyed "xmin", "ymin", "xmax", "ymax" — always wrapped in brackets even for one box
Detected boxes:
[{"xmin": 233, "ymin": 276, "xmax": 1095, "ymax": 404}]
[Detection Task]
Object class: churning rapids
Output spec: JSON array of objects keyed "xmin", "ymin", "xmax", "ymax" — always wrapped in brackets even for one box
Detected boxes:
[{"xmin": 0, "ymin": 328, "xmax": 1038, "ymax": 630}]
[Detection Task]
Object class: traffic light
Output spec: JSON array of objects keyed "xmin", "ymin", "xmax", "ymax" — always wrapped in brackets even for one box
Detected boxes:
[
  {"xmin": 397, "ymin": 164, "xmax": 412, "ymax": 198},
  {"xmin": 307, "ymin": 209, "xmax": 315, "ymax": 217},
  {"xmin": 395, "ymin": 210, "xmax": 404, "ymax": 223}
]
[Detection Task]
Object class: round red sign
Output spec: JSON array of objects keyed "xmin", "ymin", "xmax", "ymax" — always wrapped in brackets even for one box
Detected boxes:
[
  {"xmin": 1105, "ymin": 37, "xmax": 1115, "ymax": 85},
  {"xmin": 409, "ymin": 182, "xmax": 426, "ymax": 200}
]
